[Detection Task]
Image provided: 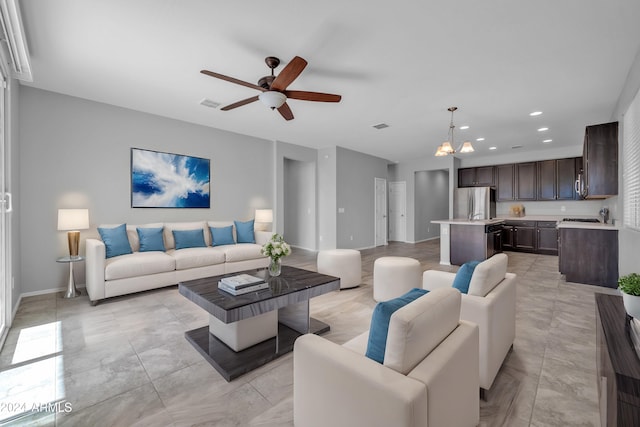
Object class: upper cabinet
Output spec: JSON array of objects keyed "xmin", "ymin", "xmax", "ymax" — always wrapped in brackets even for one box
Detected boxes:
[
  {"xmin": 537, "ymin": 159, "xmax": 557, "ymax": 200},
  {"xmin": 581, "ymin": 122, "xmax": 618, "ymax": 199},
  {"xmin": 458, "ymin": 166, "xmax": 495, "ymax": 187},
  {"xmin": 496, "ymin": 164, "xmax": 515, "ymax": 201},
  {"xmin": 516, "ymin": 162, "xmax": 537, "ymax": 200}
]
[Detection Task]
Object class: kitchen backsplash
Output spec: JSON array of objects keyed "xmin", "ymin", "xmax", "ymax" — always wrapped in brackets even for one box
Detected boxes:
[{"xmin": 496, "ymin": 200, "xmax": 612, "ymax": 218}]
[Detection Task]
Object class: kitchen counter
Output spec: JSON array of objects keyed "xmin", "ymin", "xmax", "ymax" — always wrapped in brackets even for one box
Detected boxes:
[
  {"xmin": 431, "ymin": 218, "xmax": 505, "ymax": 226},
  {"xmin": 557, "ymin": 222, "xmax": 619, "ymax": 230}
]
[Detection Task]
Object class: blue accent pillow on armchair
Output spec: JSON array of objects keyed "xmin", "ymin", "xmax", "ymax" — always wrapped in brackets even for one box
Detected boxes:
[
  {"xmin": 172, "ymin": 229, "xmax": 206, "ymax": 250},
  {"xmin": 452, "ymin": 260, "xmax": 481, "ymax": 294},
  {"xmin": 210, "ymin": 226, "xmax": 235, "ymax": 247},
  {"xmin": 365, "ymin": 288, "xmax": 429, "ymax": 364},
  {"xmin": 137, "ymin": 227, "xmax": 165, "ymax": 252},
  {"xmin": 98, "ymin": 224, "xmax": 133, "ymax": 258},
  {"xmin": 234, "ymin": 220, "xmax": 255, "ymax": 243}
]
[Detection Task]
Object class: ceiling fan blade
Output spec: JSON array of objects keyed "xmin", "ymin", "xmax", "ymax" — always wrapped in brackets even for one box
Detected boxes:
[
  {"xmin": 220, "ymin": 96, "xmax": 259, "ymax": 111},
  {"xmin": 270, "ymin": 56, "xmax": 308, "ymax": 91},
  {"xmin": 283, "ymin": 90, "xmax": 341, "ymax": 103},
  {"xmin": 277, "ymin": 102, "xmax": 294, "ymax": 121},
  {"xmin": 200, "ymin": 70, "xmax": 266, "ymax": 92}
]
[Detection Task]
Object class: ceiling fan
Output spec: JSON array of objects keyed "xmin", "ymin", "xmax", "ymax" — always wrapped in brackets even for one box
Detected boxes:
[{"xmin": 200, "ymin": 56, "xmax": 341, "ymax": 121}]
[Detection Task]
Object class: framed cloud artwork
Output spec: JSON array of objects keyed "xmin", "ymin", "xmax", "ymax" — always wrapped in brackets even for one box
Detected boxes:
[{"xmin": 131, "ymin": 148, "xmax": 210, "ymax": 208}]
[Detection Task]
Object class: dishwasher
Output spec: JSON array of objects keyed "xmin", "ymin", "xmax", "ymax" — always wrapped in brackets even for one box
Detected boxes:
[{"xmin": 485, "ymin": 223, "xmax": 503, "ymax": 258}]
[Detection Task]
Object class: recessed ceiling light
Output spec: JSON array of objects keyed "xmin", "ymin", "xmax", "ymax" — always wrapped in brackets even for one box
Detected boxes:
[
  {"xmin": 537, "ymin": 127, "xmax": 549, "ymax": 132},
  {"xmin": 529, "ymin": 111, "xmax": 543, "ymax": 116},
  {"xmin": 476, "ymin": 137, "xmax": 485, "ymax": 141},
  {"xmin": 459, "ymin": 125, "xmax": 469, "ymax": 130},
  {"xmin": 489, "ymin": 146, "xmax": 497, "ymax": 150},
  {"xmin": 543, "ymin": 139, "xmax": 553, "ymax": 143}
]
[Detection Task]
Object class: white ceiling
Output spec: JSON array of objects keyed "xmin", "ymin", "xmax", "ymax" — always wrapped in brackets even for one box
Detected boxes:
[{"xmin": 18, "ymin": 0, "xmax": 640, "ymax": 162}]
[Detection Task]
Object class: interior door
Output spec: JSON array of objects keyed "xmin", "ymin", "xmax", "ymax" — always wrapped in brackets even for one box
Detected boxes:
[
  {"xmin": 389, "ymin": 181, "xmax": 407, "ymax": 242},
  {"xmin": 374, "ymin": 178, "xmax": 387, "ymax": 246}
]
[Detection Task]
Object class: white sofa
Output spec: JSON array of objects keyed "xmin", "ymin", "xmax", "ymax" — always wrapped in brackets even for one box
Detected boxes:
[
  {"xmin": 294, "ymin": 288, "xmax": 480, "ymax": 427},
  {"xmin": 422, "ymin": 253, "xmax": 516, "ymax": 397},
  {"xmin": 85, "ymin": 221, "xmax": 270, "ymax": 305}
]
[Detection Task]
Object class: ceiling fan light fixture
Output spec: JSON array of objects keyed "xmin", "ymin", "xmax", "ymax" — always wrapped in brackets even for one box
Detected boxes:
[{"xmin": 258, "ymin": 91, "xmax": 287, "ymax": 109}]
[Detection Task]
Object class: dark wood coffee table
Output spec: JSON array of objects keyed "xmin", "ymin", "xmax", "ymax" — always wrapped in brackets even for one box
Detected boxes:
[{"xmin": 179, "ymin": 265, "xmax": 340, "ymax": 381}]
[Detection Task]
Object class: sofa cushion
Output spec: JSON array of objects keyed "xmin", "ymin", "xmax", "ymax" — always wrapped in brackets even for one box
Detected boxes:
[
  {"xmin": 384, "ymin": 287, "xmax": 461, "ymax": 375},
  {"xmin": 452, "ymin": 260, "xmax": 481, "ymax": 294},
  {"xmin": 173, "ymin": 229, "xmax": 207, "ymax": 250},
  {"xmin": 210, "ymin": 226, "xmax": 235, "ymax": 246},
  {"xmin": 98, "ymin": 224, "xmax": 133, "ymax": 259},
  {"xmin": 137, "ymin": 227, "xmax": 166, "ymax": 252},
  {"xmin": 468, "ymin": 253, "xmax": 508, "ymax": 297},
  {"xmin": 164, "ymin": 221, "xmax": 209, "ymax": 249},
  {"xmin": 223, "ymin": 244, "xmax": 264, "ymax": 263},
  {"xmin": 125, "ymin": 223, "xmax": 164, "ymax": 252},
  {"xmin": 234, "ymin": 219, "xmax": 255, "ymax": 243},
  {"xmin": 365, "ymin": 288, "xmax": 428, "ymax": 364},
  {"xmin": 169, "ymin": 247, "xmax": 225, "ymax": 270},
  {"xmin": 104, "ymin": 251, "xmax": 175, "ymax": 281}
]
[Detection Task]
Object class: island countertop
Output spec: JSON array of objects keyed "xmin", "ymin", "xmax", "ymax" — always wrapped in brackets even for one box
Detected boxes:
[{"xmin": 431, "ymin": 218, "xmax": 505, "ymax": 226}]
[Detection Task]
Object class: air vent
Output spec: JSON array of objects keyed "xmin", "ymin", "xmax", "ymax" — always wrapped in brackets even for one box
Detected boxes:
[
  {"xmin": 200, "ymin": 98, "xmax": 221, "ymax": 109},
  {"xmin": 512, "ymin": 145, "xmax": 523, "ymax": 149},
  {"xmin": 372, "ymin": 123, "xmax": 389, "ymax": 130}
]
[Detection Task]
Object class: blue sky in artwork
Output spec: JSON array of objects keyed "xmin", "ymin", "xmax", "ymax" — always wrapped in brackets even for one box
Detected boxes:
[{"xmin": 131, "ymin": 149, "xmax": 210, "ymax": 207}]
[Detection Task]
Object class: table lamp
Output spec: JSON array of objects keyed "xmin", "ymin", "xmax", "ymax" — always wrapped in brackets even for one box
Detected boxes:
[
  {"xmin": 255, "ymin": 209, "xmax": 273, "ymax": 232},
  {"xmin": 58, "ymin": 209, "xmax": 89, "ymax": 257}
]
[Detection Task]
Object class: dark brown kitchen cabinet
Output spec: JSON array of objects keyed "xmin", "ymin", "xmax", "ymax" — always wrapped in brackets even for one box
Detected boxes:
[
  {"xmin": 503, "ymin": 220, "xmax": 536, "ymax": 252},
  {"xmin": 537, "ymin": 160, "xmax": 557, "ymax": 200},
  {"xmin": 458, "ymin": 166, "xmax": 494, "ymax": 187},
  {"xmin": 496, "ymin": 164, "xmax": 515, "ymax": 201},
  {"xmin": 516, "ymin": 162, "xmax": 537, "ymax": 200},
  {"xmin": 559, "ymin": 227, "xmax": 618, "ymax": 287},
  {"xmin": 582, "ymin": 122, "xmax": 618, "ymax": 199},
  {"xmin": 536, "ymin": 221, "xmax": 558, "ymax": 255},
  {"xmin": 557, "ymin": 157, "xmax": 580, "ymax": 200}
]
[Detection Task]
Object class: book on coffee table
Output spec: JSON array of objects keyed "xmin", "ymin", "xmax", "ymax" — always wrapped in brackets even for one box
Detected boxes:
[
  {"xmin": 218, "ymin": 281, "xmax": 269, "ymax": 296},
  {"xmin": 219, "ymin": 273, "xmax": 266, "ymax": 289}
]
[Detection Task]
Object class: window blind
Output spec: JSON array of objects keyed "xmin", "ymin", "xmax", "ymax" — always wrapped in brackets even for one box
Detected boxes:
[{"xmin": 624, "ymin": 87, "xmax": 640, "ymax": 230}]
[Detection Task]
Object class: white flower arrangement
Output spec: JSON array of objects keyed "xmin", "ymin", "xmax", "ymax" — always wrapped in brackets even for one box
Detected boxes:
[{"xmin": 261, "ymin": 233, "xmax": 292, "ymax": 261}]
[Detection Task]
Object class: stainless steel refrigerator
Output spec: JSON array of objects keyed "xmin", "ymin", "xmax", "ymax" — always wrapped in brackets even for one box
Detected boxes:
[{"xmin": 454, "ymin": 187, "xmax": 496, "ymax": 220}]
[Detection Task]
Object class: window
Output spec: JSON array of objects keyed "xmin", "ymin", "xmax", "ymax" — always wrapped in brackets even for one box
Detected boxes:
[{"xmin": 623, "ymin": 87, "xmax": 640, "ymax": 231}]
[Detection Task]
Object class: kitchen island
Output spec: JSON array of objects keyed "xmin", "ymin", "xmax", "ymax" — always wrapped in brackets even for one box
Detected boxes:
[{"xmin": 431, "ymin": 218, "xmax": 505, "ymax": 265}]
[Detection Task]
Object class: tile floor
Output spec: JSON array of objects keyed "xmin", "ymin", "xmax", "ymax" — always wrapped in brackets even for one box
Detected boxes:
[{"xmin": 0, "ymin": 241, "xmax": 619, "ymax": 426}]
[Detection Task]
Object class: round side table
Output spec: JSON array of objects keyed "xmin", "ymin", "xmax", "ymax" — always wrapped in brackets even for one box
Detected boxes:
[{"xmin": 57, "ymin": 256, "xmax": 85, "ymax": 298}]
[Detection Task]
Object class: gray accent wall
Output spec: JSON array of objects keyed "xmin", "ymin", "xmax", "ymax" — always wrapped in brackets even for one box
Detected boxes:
[
  {"xmin": 317, "ymin": 147, "xmax": 337, "ymax": 250},
  {"xmin": 19, "ymin": 87, "xmax": 273, "ymax": 295},
  {"xmin": 336, "ymin": 147, "xmax": 389, "ymax": 249},
  {"xmin": 414, "ymin": 170, "xmax": 449, "ymax": 242}
]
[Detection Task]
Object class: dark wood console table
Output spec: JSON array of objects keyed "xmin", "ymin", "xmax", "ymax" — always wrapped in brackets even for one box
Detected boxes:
[{"xmin": 595, "ymin": 293, "xmax": 640, "ymax": 426}]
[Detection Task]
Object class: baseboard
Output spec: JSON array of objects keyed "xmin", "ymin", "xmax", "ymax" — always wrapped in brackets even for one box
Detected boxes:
[
  {"xmin": 290, "ymin": 245, "xmax": 317, "ymax": 252},
  {"xmin": 411, "ymin": 236, "xmax": 440, "ymax": 244}
]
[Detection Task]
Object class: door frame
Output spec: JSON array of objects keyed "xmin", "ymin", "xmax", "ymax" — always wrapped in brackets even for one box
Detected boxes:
[{"xmin": 374, "ymin": 177, "xmax": 387, "ymax": 246}]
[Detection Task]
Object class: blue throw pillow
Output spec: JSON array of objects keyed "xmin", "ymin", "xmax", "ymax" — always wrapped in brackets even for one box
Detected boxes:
[
  {"xmin": 137, "ymin": 227, "xmax": 165, "ymax": 252},
  {"xmin": 365, "ymin": 288, "xmax": 429, "ymax": 364},
  {"xmin": 234, "ymin": 220, "xmax": 255, "ymax": 243},
  {"xmin": 452, "ymin": 260, "xmax": 481, "ymax": 294},
  {"xmin": 172, "ymin": 229, "xmax": 206, "ymax": 250},
  {"xmin": 210, "ymin": 226, "xmax": 235, "ymax": 247},
  {"xmin": 98, "ymin": 224, "xmax": 133, "ymax": 259}
]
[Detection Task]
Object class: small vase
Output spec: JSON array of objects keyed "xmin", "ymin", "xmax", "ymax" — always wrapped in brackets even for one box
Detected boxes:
[
  {"xmin": 269, "ymin": 257, "xmax": 282, "ymax": 277},
  {"xmin": 623, "ymin": 292, "xmax": 640, "ymax": 318}
]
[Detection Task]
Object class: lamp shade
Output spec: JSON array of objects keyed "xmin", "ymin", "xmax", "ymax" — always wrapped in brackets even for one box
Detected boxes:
[
  {"xmin": 57, "ymin": 209, "xmax": 89, "ymax": 231},
  {"xmin": 460, "ymin": 141, "xmax": 475, "ymax": 153},
  {"xmin": 255, "ymin": 209, "xmax": 273, "ymax": 223},
  {"xmin": 258, "ymin": 91, "xmax": 287, "ymax": 109}
]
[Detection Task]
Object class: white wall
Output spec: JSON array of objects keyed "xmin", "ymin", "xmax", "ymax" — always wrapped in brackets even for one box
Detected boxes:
[
  {"xmin": 19, "ymin": 87, "xmax": 273, "ymax": 294},
  {"xmin": 283, "ymin": 158, "xmax": 316, "ymax": 250},
  {"xmin": 336, "ymin": 147, "xmax": 389, "ymax": 249},
  {"xmin": 414, "ymin": 170, "xmax": 449, "ymax": 242}
]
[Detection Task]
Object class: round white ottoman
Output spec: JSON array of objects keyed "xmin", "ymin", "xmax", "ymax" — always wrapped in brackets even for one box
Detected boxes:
[
  {"xmin": 373, "ymin": 257, "xmax": 421, "ymax": 301},
  {"xmin": 317, "ymin": 249, "xmax": 362, "ymax": 289}
]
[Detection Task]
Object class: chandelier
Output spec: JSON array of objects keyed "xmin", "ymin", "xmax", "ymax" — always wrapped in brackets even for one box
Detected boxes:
[{"xmin": 434, "ymin": 107, "xmax": 474, "ymax": 156}]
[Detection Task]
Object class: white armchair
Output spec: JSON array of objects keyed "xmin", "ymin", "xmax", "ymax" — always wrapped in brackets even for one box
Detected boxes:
[
  {"xmin": 422, "ymin": 253, "xmax": 516, "ymax": 398},
  {"xmin": 294, "ymin": 288, "xmax": 479, "ymax": 427}
]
